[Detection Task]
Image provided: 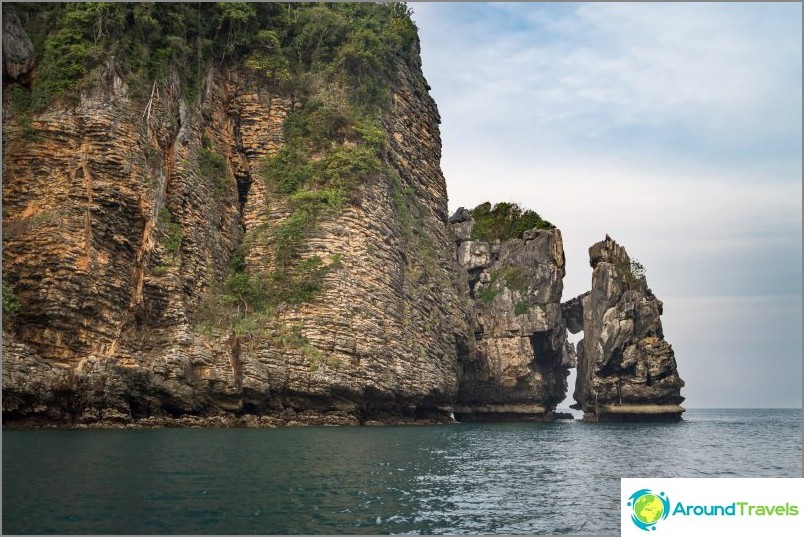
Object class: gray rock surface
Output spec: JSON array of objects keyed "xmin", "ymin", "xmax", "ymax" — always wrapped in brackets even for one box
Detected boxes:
[
  {"xmin": 452, "ymin": 217, "xmax": 575, "ymax": 421},
  {"xmin": 457, "ymin": 241, "xmax": 491, "ymax": 270},
  {"xmin": 2, "ymin": 10, "xmax": 34, "ymax": 83},
  {"xmin": 448, "ymin": 207, "xmax": 471, "ymax": 224},
  {"xmin": 561, "ymin": 292, "xmax": 588, "ymax": 334},
  {"xmin": 572, "ymin": 235, "xmax": 685, "ymax": 421}
]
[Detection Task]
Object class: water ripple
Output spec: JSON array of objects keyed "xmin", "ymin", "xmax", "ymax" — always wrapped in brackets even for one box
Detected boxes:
[{"xmin": 3, "ymin": 409, "xmax": 801, "ymax": 534}]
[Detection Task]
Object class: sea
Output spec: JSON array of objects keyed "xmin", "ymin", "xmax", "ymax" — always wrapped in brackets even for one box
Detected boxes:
[{"xmin": 2, "ymin": 408, "xmax": 801, "ymax": 535}]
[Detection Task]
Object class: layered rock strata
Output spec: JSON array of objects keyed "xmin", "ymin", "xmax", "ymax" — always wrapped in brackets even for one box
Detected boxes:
[
  {"xmin": 2, "ymin": 21, "xmax": 470, "ymax": 426},
  {"xmin": 2, "ymin": 9, "xmax": 684, "ymax": 428},
  {"xmin": 567, "ymin": 236, "xmax": 685, "ymax": 421},
  {"xmin": 450, "ymin": 210, "xmax": 575, "ymax": 421}
]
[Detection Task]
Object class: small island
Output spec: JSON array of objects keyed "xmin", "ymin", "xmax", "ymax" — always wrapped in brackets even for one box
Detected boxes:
[{"xmin": 2, "ymin": 3, "xmax": 683, "ymax": 428}]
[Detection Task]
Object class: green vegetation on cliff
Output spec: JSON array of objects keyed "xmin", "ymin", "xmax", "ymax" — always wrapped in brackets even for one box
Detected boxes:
[
  {"xmin": 469, "ymin": 202, "xmax": 554, "ymax": 242},
  {"xmin": 7, "ymin": 2, "xmax": 424, "ymax": 340},
  {"xmin": 119, "ymin": 2, "xmax": 419, "ymax": 336},
  {"xmin": 615, "ymin": 257, "xmax": 647, "ymax": 290},
  {"xmin": 8, "ymin": 2, "xmax": 418, "ymax": 110},
  {"xmin": 157, "ymin": 207, "xmax": 183, "ymax": 258},
  {"xmin": 2, "ymin": 279, "xmax": 20, "ymax": 319},
  {"xmin": 245, "ymin": 5, "xmax": 419, "ymax": 326},
  {"xmin": 197, "ymin": 141, "xmax": 230, "ymax": 200}
]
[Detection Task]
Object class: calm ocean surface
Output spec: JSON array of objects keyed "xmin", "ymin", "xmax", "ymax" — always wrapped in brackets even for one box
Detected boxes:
[{"xmin": 2, "ymin": 408, "xmax": 801, "ymax": 535}]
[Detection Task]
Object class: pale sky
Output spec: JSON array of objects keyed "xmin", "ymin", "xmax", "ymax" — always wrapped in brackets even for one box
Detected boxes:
[{"xmin": 411, "ymin": 2, "xmax": 802, "ymax": 408}]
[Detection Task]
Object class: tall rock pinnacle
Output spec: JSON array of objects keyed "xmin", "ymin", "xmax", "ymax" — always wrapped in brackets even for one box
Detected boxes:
[{"xmin": 566, "ymin": 236, "xmax": 685, "ymax": 421}]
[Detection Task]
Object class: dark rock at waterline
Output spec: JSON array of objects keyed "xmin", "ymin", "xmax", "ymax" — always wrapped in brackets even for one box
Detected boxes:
[
  {"xmin": 452, "ymin": 216, "xmax": 575, "ymax": 421},
  {"xmin": 572, "ymin": 236, "xmax": 685, "ymax": 421}
]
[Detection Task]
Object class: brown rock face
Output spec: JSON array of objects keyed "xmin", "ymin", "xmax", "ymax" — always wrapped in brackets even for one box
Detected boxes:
[
  {"xmin": 2, "ymin": 12, "xmax": 686, "ymax": 427},
  {"xmin": 2, "ymin": 36, "xmax": 470, "ymax": 424},
  {"xmin": 569, "ymin": 236, "xmax": 685, "ymax": 421},
  {"xmin": 451, "ymin": 213, "xmax": 575, "ymax": 421}
]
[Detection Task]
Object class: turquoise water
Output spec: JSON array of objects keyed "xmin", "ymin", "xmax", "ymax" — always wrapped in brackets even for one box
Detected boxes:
[{"xmin": 2, "ymin": 409, "xmax": 801, "ymax": 534}]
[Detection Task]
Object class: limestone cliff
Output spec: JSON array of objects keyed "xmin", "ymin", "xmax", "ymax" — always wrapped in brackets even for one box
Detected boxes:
[
  {"xmin": 1, "ymin": 4, "xmax": 683, "ymax": 427},
  {"xmin": 449, "ymin": 207, "xmax": 575, "ymax": 421},
  {"xmin": 2, "ymin": 3, "xmax": 470, "ymax": 426},
  {"xmin": 567, "ymin": 236, "xmax": 685, "ymax": 421}
]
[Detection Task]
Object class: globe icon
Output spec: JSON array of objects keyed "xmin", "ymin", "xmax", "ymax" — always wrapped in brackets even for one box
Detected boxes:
[{"xmin": 633, "ymin": 493, "xmax": 664, "ymax": 525}]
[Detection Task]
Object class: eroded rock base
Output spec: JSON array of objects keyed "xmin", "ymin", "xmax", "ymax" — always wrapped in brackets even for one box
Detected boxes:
[{"xmin": 582, "ymin": 404, "xmax": 684, "ymax": 422}]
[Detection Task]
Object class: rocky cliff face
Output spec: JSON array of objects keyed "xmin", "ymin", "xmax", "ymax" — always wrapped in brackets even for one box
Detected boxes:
[
  {"xmin": 2, "ymin": 11, "xmax": 33, "ymax": 85},
  {"xmin": 566, "ymin": 236, "xmax": 685, "ymax": 421},
  {"xmin": 2, "ymin": 6, "xmax": 470, "ymax": 426},
  {"xmin": 450, "ymin": 209, "xmax": 575, "ymax": 421},
  {"xmin": 2, "ymin": 5, "xmax": 683, "ymax": 427}
]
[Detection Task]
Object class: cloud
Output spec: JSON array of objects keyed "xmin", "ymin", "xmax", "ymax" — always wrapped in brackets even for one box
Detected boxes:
[
  {"xmin": 411, "ymin": 2, "xmax": 802, "ymax": 407},
  {"xmin": 414, "ymin": 2, "xmax": 802, "ymax": 165}
]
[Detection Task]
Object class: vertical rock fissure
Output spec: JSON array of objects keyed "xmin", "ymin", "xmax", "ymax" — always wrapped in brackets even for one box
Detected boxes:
[
  {"xmin": 79, "ymin": 165, "xmax": 92, "ymax": 269},
  {"xmin": 107, "ymin": 108, "xmax": 180, "ymax": 357},
  {"xmin": 228, "ymin": 108, "xmax": 252, "ymax": 221},
  {"xmin": 226, "ymin": 330, "xmax": 243, "ymax": 392},
  {"xmin": 235, "ymin": 170, "xmax": 251, "ymax": 218}
]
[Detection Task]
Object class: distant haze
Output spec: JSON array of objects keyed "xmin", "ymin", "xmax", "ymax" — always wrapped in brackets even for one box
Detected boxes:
[{"xmin": 412, "ymin": 2, "xmax": 802, "ymax": 408}]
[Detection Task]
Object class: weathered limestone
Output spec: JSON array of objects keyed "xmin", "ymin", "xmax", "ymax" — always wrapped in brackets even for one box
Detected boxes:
[
  {"xmin": 569, "ymin": 235, "xmax": 685, "ymax": 421},
  {"xmin": 2, "ymin": 13, "xmax": 685, "ymax": 428},
  {"xmin": 1, "ymin": 22, "xmax": 469, "ymax": 425},
  {"xmin": 451, "ymin": 211, "xmax": 575, "ymax": 421}
]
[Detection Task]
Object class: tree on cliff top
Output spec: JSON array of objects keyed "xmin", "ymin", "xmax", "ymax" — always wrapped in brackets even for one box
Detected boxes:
[
  {"xmin": 469, "ymin": 202, "xmax": 554, "ymax": 242},
  {"xmin": 8, "ymin": 2, "xmax": 418, "ymax": 110}
]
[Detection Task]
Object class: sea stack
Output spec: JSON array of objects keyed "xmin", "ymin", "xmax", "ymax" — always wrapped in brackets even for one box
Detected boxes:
[
  {"xmin": 450, "ymin": 205, "xmax": 575, "ymax": 421},
  {"xmin": 566, "ymin": 235, "xmax": 685, "ymax": 421}
]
